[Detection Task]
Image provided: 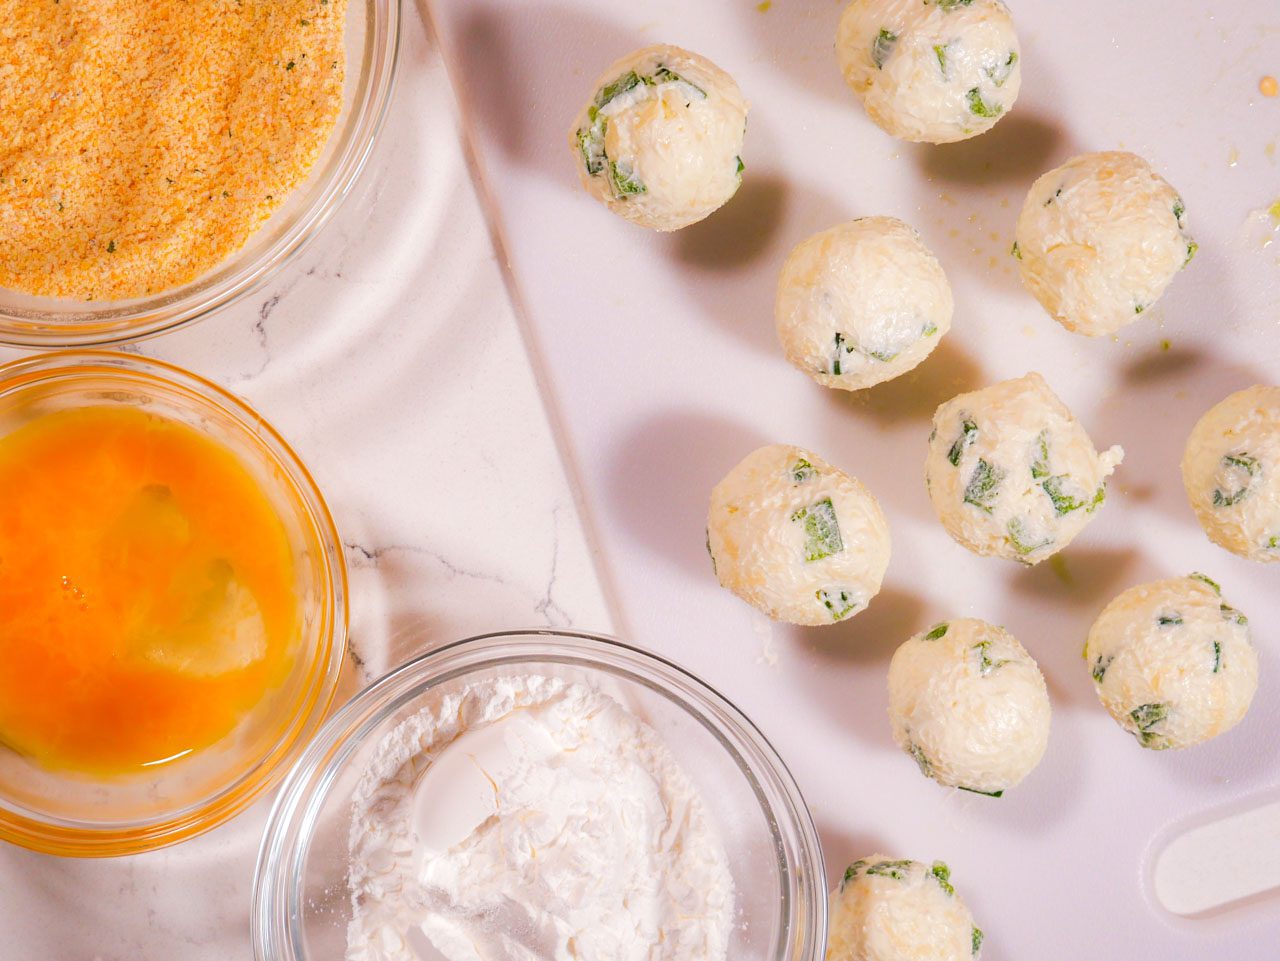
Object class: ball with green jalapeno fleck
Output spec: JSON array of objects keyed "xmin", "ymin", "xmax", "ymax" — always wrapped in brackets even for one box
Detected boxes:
[
  {"xmin": 775, "ymin": 217, "xmax": 953, "ymax": 391},
  {"xmin": 1014, "ymin": 151, "xmax": 1197, "ymax": 336},
  {"xmin": 1181, "ymin": 386, "xmax": 1280, "ymax": 563},
  {"xmin": 569, "ymin": 45, "xmax": 748, "ymax": 232},
  {"xmin": 888, "ymin": 619, "xmax": 1050, "ymax": 797},
  {"xmin": 1085, "ymin": 575, "xmax": 1258, "ymax": 750},
  {"xmin": 706, "ymin": 444, "xmax": 890, "ymax": 626},
  {"xmin": 836, "ymin": 0, "xmax": 1020, "ymax": 144},
  {"xmin": 829, "ymin": 856, "xmax": 984, "ymax": 961},
  {"xmin": 924, "ymin": 373, "xmax": 1123, "ymax": 565}
]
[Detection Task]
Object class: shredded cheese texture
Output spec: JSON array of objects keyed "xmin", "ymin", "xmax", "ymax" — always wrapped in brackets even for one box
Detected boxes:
[
  {"xmin": 0, "ymin": 0, "xmax": 347, "ymax": 300},
  {"xmin": 707, "ymin": 443, "xmax": 891, "ymax": 626}
]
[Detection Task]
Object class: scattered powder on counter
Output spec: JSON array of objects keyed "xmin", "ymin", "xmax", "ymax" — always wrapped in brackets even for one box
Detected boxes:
[
  {"xmin": 0, "ymin": 0, "xmax": 347, "ymax": 300},
  {"xmin": 1241, "ymin": 200, "xmax": 1280, "ymax": 251},
  {"xmin": 752, "ymin": 616, "xmax": 779, "ymax": 667},
  {"xmin": 346, "ymin": 675, "xmax": 735, "ymax": 961}
]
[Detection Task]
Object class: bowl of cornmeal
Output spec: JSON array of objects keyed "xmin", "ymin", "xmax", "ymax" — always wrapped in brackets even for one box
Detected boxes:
[
  {"xmin": 0, "ymin": 0, "xmax": 399, "ymax": 346},
  {"xmin": 253, "ymin": 630, "xmax": 827, "ymax": 961},
  {"xmin": 0, "ymin": 351, "xmax": 348, "ymax": 855}
]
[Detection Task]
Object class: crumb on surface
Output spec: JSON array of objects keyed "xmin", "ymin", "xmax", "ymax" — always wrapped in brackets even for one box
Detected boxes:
[
  {"xmin": 0, "ymin": 0, "xmax": 348, "ymax": 300},
  {"xmin": 1261, "ymin": 75, "xmax": 1278, "ymax": 97},
  {"xmin": 1048, "ymin": 554, "xmax": 1072, "ymax": 586}
]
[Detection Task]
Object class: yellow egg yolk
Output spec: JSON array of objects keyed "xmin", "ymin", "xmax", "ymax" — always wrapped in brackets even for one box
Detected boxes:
[{"xmin": 0, "ymin": 405, "xmax": 298, "ymax": 775}]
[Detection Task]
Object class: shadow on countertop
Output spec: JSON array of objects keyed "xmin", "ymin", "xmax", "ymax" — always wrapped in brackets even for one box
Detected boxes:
[
  {"xmin": 606, "ymin": 410, "xmax": 770, "ymax": 579},
  {"xmin": 666, "ymin": 170, "xmax": 861, "ymax": 361}
]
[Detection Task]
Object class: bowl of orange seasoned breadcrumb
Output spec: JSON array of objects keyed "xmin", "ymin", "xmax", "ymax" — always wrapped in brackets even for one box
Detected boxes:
[{"xmin": 0, "ymin": 0, "xmax": 399, "ymax": 346}]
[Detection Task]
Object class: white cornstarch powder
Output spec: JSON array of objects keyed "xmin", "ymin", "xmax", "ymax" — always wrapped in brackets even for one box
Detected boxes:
[{"xmin": 346, "ymin": 675, "xmax": 735, "ymax": 961}]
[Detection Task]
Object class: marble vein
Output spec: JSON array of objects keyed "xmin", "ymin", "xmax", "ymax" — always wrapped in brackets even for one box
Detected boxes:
[{"xmin": 0, "ymin": 9, "xmax": 612, "ymax": 961}]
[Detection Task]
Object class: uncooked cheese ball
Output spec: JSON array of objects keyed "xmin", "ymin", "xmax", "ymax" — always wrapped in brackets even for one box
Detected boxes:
[
  {"xmin": 828, "ymin": 856, "xmax": 983, "ymax": 961},
  {"xmin": 888, "ymin": 619, "xmax": 1049, "ymax": 796},
  {"xmin": 569, "ymin": 45, "xmax": 748, "ymax": 231},
  {"xmin": 1014, "ymin": 151, "xmax": 1197, "ymax": 336},
  {"xmin": 925, "ymin": 372, "xmax": 1123, "ymax": 565},
  {"xmin": 836, "ymin": 0, "xmax": 1020, "ymax": 144},
  {"xmin": 775, "ymin": 217, "xmax": 953, "ymax": 391},
  {"xmin": 1084, "ymin": 574, "xmax": 1258, "ymax": 750},
  {"xmin": 707, "ymin": 444, "xmax": 890, "ymax": 626},
  {"xmin": 1181, "ymin": 386, "xmax": 1280, "ymax": 563}
]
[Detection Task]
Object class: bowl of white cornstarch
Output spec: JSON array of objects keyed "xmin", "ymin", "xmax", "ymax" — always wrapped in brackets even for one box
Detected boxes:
[{"xmin": 253, "ymin": 629, "xmax": 826, "ymax": 961}]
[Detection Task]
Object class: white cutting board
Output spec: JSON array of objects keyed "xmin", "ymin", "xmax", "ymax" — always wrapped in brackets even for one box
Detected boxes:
[{"xmin": 425, "ymin": 1, "xmax": 1280, "ymax": 957}]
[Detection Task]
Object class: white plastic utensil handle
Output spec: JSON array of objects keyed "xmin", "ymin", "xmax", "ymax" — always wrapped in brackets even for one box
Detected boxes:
[{"xmin": 1153, "ymin": 799, "xmax": 1280, "ymax": 917}]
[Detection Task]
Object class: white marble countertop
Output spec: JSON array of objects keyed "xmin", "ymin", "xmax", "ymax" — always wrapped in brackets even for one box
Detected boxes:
[
  {"xmin": 426, "ymin": 1, "xmax": 1280, "ymax": 958},
  {"xmin": 0, "ymin": 7, "xmax": 611, "ymax": 958}
]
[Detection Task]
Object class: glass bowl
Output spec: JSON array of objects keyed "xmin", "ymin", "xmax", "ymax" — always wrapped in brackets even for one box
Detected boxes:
[
  {"xmin": 253, "ymin": 629, "xmax": 826, "ymax": 961},
  {"xmin": 0, "ymin": 0, "xmax": 400, "ymax": 348},
  {"xmin": 0, "ymin": 351, "xmax": 348, "ymax": 856}
]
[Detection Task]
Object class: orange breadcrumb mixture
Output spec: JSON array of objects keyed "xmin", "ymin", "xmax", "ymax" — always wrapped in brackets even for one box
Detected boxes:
[{"xmin": 0, "ymin": 0, "xmax": 347, "ymax": 301}]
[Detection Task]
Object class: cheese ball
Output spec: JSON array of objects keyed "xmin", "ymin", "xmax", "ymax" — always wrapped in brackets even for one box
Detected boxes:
[
  {"xmin": 707, "ymin": 444, "xmax": 890, "ymax": 626},
  {"xmin": 888, "ymin": 619, "xmax": 1049, "ymax": 796},
  {"xmin": 836, "ymin": 0, "xmax": 1020, "ymax": 144},
  {"xmin": 775, "ymin": 217, "xmax": 953, "ymax": 391},
  {"xmin": 1181, "ymin": 386, "xmax": 1280, "ymax": 562},
  {"xmin": 569, "ymin": 45, "xmax": 748, "ymax": 232},
  {"xmin": 1014, "ymin": 151, "xmax": 1198, "ymax": 336},
  {"xmin": 925, "ymin": 373, "xmax": 1123, "ymax": 565},
  {"xmin": 829, "ymin": 856, "xmax": 983, "ymax": 961},
  {"xmin": 1085, "ymin": 575, "xmax": 1258, "ymax": 750}
]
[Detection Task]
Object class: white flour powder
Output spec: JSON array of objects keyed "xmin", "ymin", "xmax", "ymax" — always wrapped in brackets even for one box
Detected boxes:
[{"xmin": 346, "ymin": 675, "xmax": 735, "ymax": 961}]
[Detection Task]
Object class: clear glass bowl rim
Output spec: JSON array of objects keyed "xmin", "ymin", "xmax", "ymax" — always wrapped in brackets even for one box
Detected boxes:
[
  {"xmin": 251, "ymin": 628, "xmax": 827, "ymax": 961},
  {"xmin": 0, "ymin": 350, "xmax": 350, "ymax": 856},
  {"xmin": 0, "ymin": 0, "xmax": 401, "ymax": 349}
]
